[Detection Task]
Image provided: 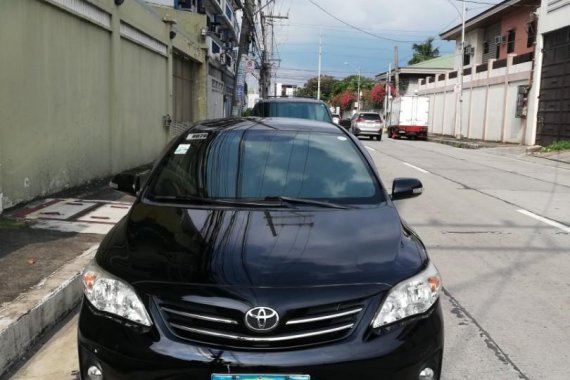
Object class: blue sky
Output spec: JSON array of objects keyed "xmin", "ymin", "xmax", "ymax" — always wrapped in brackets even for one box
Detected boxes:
[{"xmin": 265, "ymin": 0, "xmax": 497, "ymax": 86}]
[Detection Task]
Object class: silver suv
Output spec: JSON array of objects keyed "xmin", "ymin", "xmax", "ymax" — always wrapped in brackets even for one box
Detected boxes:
[{"xmin": 350, "ymin": 112, "xmax": 384, "ymax": 140}]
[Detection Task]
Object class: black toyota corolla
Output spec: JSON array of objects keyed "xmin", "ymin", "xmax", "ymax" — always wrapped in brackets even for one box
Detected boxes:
[{"xmin": 78, "ymin": 117, "xmax": 443, "ymax": 380}]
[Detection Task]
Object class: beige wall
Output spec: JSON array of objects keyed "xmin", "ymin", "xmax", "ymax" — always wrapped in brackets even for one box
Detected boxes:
[
  {"xmin": 418, "ymin": 56, "xmax": 533, "ymax": 143},
  {"xmin": 0, "ymin": 0, "xmax": 207, "ymax": 212}
]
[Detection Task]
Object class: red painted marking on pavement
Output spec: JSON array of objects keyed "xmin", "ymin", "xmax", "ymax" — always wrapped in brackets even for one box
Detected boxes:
[{"xmin": 10, "ymin": 199, "xmax": 61, "ymax": 218}]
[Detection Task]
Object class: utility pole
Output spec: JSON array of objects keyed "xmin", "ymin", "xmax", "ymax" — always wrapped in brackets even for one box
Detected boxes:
[
  {"xmin": 259, "ymin": 4, "xmax": 287, "ymax": 98},
  {"xmin": 457, "ymin": 0, "xmax": 466, "ymax": 139},
  {"xmin": 394, "ymin": 46, "xmax": 399, "ymax": 97},
  {"xmin": 258, "ymin": 0, "xmax": 269, "ymax": 99},
  {"xmin": 233, "ymin": 0, "xmax": 254, "ymax": 115},
  {"xmin": 384, "ymin": 63, "xmax": 391, "ymax": 120},
  {"xmin": 317, "ymin": 33, "xmax": 322, "ymax": 100}
]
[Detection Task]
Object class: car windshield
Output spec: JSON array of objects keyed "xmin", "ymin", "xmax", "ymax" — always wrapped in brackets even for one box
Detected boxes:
[
  {"xmin": 264, "ymin": 102, "xmax": 332, "ymax": 122},
  {"xmin": 149, "ymin": 129, "xmax": 382, "ymax": 204}
]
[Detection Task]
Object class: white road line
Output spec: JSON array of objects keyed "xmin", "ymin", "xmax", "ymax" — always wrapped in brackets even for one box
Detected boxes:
[
  {"xmin": 403, "ymin": 162, "xmax": 430, "ymax": 174},
  {"xmin": 517, "ymin": 209, "xmax": 570, "ymax": 233},
  {"xmin": 365, "ymin": 146, "xmax": 376, "ymax": 152}
]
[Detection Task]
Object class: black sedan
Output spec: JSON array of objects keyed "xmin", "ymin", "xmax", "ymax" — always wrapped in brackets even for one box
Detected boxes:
[{"xmin": 78, "ymin": 117, "xmax": 443, "ymax": 380}]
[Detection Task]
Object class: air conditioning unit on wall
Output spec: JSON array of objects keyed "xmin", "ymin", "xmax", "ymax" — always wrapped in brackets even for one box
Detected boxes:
[
  {"xmin": 494, "ymin": 35, "xmax": 506, "ymax": 45},
  {"xmin": 464, "ymin": 46, "xmax": 475, "ymax": 56}
]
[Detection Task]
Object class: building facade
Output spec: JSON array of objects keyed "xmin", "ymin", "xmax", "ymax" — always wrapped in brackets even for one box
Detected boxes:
[
  {"xmin": 531, "ymin": 0, "xmax": 570, "ymax": 145},
  {"xmin": 440, "ymin": 0, "xmax": 540, "ymax": 69},
  {"xmin": 0, "ymin": 0, "xmax": 208, "ymax": 213},
  {"xmin": 417, "ymin": 0, "xmax": 545, "ymax": 145},
  {"xmin": 147, "ymin": 0, "xmax": 242, "ymax": 118}
]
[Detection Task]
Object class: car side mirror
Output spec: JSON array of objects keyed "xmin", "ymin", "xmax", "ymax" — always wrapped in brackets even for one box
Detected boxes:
[
  {"xmin": 391, "ymin": 178, "xmax": 423, "ymax": 200},
  {"xmin": 110, "ymin": 173, "xmax": 140, "ymax": 196}
]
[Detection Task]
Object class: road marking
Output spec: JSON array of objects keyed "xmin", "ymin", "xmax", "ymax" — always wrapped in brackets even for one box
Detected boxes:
[
  {"xmin": 517, "ymin": 209, "xmax": 570, "ymax": 233},
  {"xmin": 403, "ymin": 162, "xmax": 430, "ymax": 174},
  {"xmin": 365, "ymin": 146, "xmax": 376, "ymax": 152}
]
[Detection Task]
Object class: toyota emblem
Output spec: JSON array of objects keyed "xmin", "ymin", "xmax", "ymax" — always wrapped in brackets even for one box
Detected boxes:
[{"xmin": 244, "ymin": 307, "xmax": 279, "ymax": 332}]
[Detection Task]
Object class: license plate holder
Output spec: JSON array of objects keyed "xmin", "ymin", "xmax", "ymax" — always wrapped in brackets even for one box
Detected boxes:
[{"xmin": 212, "ymin": 375, "xmax": 310, "ymax": 380}]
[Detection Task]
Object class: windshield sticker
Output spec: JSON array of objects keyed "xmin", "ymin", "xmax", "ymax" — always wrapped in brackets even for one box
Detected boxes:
[
  {"xmin": 174, "ymin": 144, "xmax": 191, "ymax": 155},
  {"xmin": 337, "ymin": 136, "xmax": 347, "ymax": 141},
  {"xmin": 187, "ymin": 133, "xmax": 209, "ymax": 141}
]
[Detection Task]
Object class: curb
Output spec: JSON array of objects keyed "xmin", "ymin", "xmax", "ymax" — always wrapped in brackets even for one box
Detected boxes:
[
  {"xmin": 428, "ymin": 138, "xmax": 480, "ymax": 149},
  {"xmin": 0, "ymin": 244, "xmax": 98, "ymax": 377}
]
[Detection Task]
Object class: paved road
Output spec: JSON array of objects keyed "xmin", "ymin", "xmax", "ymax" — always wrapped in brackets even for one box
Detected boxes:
[
  {"xmin": 10, "ymin": 138, "xmax": 570, "ymax": 380},
  {"xmin": 365, "ymin": 138, "xmax": 570, "ymax": 380}
]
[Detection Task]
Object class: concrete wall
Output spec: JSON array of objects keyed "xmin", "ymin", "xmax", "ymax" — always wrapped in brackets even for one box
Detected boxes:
[
  {"xmin": 418, "ymin": 55, "xmax": 533, "ymax": 143},
  {"xmin": 0, "ymin": 0, "xmax": 207, "ymax": 212}
]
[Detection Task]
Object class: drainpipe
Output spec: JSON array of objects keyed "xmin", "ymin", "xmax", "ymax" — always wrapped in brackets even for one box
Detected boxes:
[
  {"xmin": 501, "ymin": 54, "xmax": 515, "ymax": 142},
  {"xmin": 483, "ymin": 59, "xmax": 495, "ymax": 141}
]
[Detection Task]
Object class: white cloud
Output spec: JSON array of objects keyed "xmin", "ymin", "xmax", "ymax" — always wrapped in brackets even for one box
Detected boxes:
[{"xmin": 259, "ymin": 0, "xmax": 494, "ymax": 86}]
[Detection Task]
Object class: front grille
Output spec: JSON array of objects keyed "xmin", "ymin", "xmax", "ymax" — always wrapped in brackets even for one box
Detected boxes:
[{"xmin": 155, "ymin": 298, "xmax": 366, "ymax": 350}]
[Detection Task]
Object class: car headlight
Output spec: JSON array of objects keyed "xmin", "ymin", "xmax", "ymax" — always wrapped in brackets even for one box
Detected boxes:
[
  {"xmin": 372, "ymin": 261, "xmax": 441, "ymax": 329},
  {"xmin": 82, "ymin": 261, "xmax": 152, "ymax": 326}
]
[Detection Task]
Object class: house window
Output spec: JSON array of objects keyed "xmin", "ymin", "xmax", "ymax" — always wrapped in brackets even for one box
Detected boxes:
[
  {"xmin": 483, "ymin": 41, "xmax": 489, "ymax": 54},
  {"xmin": 463, "ymin": 47, "xmax": 471, "ymax": 66},
  {"xmin": 225, "ymin": 5, "xmax": 233, "ymax": 21},
  {"xmin": 507, "ymin": 29, "xmax": 516, "ymax": 53},
  {"xmin": 212, "ymin": 41, "xmax": 220, "ymax": 54},
  {"xmin": 527, "ymin": 21, "xmax": 537, "ymax": 48}
]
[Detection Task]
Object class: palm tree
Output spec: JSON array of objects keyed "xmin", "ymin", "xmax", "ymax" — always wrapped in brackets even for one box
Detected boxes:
[{"xmin": 408, "ymin": 37, "xmax": 440, "ymax": 65}]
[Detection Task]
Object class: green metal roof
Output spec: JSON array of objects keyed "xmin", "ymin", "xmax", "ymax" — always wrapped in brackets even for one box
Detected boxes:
[{"xmin": 407, "ymin": 55, "xmax": 454, "ymax": 70}]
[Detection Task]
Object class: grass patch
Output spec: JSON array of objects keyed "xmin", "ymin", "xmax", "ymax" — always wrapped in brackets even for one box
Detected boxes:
[
  {"xmin": 0, "ymin": 217, "xmax": 27, "ymax": 230},
  {"xmin": 542, "ymin": 140, "xmax": 570, "ymax": 152}
]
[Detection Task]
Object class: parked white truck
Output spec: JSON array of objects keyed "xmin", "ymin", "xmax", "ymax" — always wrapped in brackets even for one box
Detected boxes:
[{"xmin": 387, "ymin": 96, "xmax": 430, "ymax": 140}]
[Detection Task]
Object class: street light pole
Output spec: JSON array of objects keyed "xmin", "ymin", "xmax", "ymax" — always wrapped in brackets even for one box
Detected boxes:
[{"xmin": 357, "ymin": 67, "xmax": 361, "ymax": 112}]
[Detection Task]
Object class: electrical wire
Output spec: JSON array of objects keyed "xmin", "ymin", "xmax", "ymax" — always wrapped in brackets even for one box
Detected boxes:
[{"xmin": 306, "ymin": 0, "xmax": 424, "ymax": 43}]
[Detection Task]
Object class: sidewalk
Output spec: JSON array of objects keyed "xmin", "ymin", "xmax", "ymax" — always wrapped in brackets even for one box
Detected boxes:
[
  {"xmin": 428, "ymin": 134, "xmax": 570, "ymax": 165},
  {"xmin": 0, "ymin": 179, "xmax": 135, "ymax": 377}
]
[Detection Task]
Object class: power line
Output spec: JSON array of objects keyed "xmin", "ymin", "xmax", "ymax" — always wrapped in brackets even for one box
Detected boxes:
[
  {"xmin": 307, "ymin": 0, "xmax": 423, "ymax": 43},
  {"xmin": 284, "ymin": 22, "xmax": 443, "ymax": 35}
]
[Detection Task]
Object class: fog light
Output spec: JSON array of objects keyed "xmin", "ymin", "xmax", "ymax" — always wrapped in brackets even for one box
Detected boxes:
[
  {"xmin": 419, "ymin": 367, "xmax": 435, "ymax": 380},
  {"xmin": 87, "ymin": 366, "xmax": 103, "ymax": 380}
]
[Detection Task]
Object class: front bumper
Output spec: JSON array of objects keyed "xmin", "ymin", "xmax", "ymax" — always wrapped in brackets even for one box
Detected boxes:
[{"xmin": 78, "ymin": 299, "xmax": 444, "ymax": 380}]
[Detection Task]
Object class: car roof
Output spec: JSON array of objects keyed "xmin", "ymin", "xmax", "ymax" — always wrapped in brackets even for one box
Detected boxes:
[
  {"xmin": 190, "ymin": 117, "xmax": 344, "ymax": 134},
  {"xmin": 256, "ymin": 97, "xmax": 327, "ymax": 104}
]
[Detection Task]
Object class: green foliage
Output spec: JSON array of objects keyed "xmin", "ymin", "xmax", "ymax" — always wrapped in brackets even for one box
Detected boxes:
[
  {"xmin": 242, "ymin": 108, "xmax": 253, "ymax": 117},
  {"xmin": 408, "ymin": 37, "xmax": 440, "ymax": 65},
  {"xmin": 541, "ymin": 140, "xmax": 570, "ymax": 152},
  {"xmin": 0, "ymin": 218, "xmax": 27, "ymax": 230},
  {"xmin": 295, "ymin": 75, "xmax": 337, "ymax": 101},
  {"xmin": 296, "ymin": 75, "xmax": 377, "ymax": 105}
]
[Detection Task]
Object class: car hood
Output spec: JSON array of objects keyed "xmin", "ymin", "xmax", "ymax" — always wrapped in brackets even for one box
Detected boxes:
[{"xmin": 97, "ymin": 202, "xmax": 424, "ymax": 288}]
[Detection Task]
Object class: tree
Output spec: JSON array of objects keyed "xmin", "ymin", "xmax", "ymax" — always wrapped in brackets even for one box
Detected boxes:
[
  {"xmin": 331, "ymin": 91, "xmax": 356, "ymax": 111},
  {"xmin": 367, "ymin": 84, "xmax": 398, "ymax": 109},
  {"xmin": 408, "ymin": 37, "xmax": 440, "ymax": 65},
  {"xmin": 295, "ymin": 75, "xmax": 337, "ymax": 101}
]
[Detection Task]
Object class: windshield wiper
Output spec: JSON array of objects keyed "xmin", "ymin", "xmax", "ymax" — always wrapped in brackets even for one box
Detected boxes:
[
  {"xmin": 264, "ymin": 196, "xmax": 351, "ymax": 209},
  {"xmin": 148, "ymin": 195, "xmax": 274, "ymax": 207}
]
